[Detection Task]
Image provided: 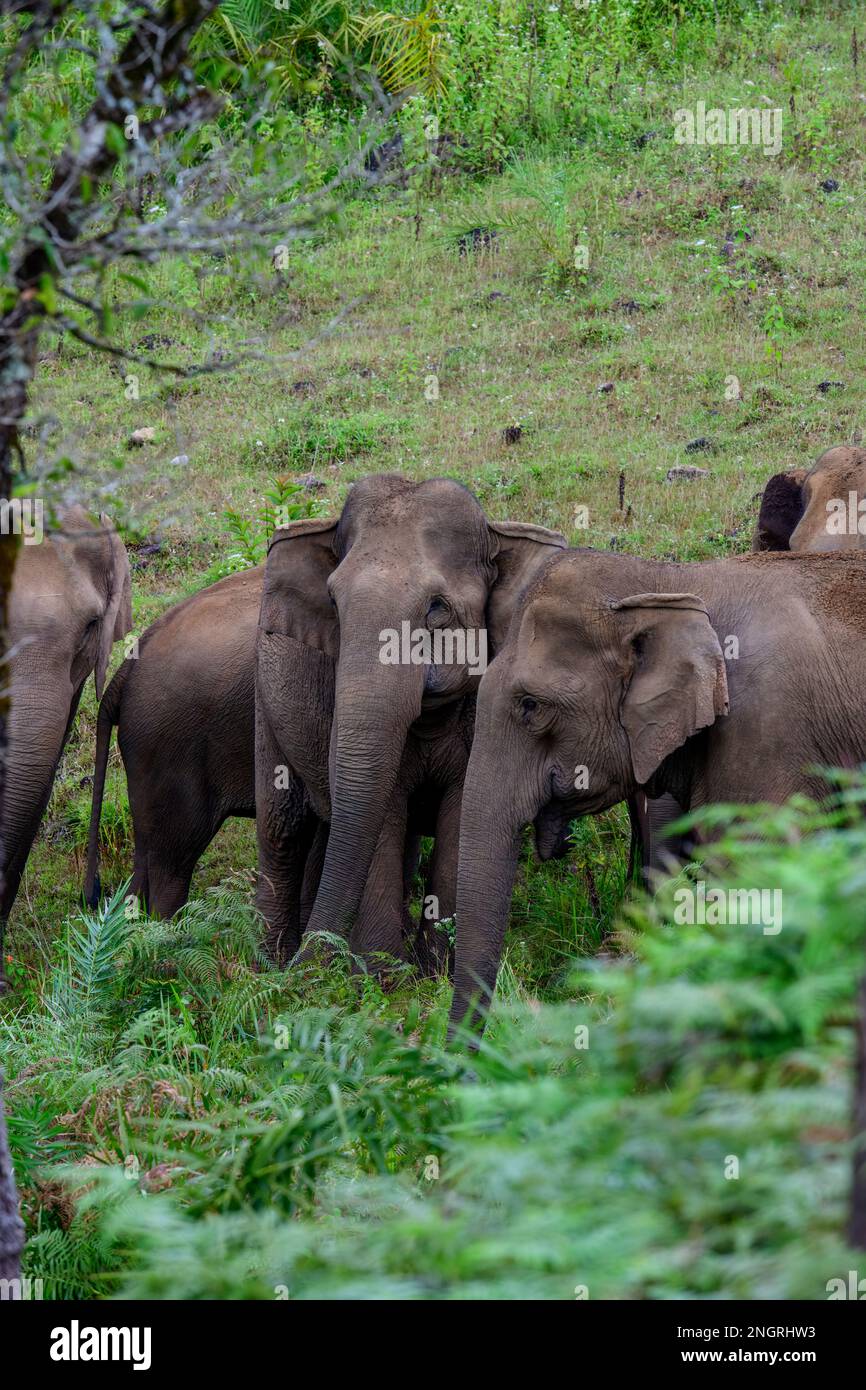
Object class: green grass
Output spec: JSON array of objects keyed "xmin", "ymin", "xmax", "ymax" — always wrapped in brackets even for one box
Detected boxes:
[{"xmin": 6, "ymin": 2, "xmax": 866, "ymax": 1298}]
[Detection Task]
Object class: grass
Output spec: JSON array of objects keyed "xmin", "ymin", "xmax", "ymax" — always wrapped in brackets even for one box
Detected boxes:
[{"xmin": 5, "ymin": 3, "xmax": 866, "ymax": 1298}]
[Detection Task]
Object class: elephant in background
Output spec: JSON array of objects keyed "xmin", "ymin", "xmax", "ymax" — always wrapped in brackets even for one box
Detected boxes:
[
  {"xmin": 1, "ymin": 507, "xmax": 131, "ymax": 977},
  {"xmin": 641, "ymin": 443, "xmax": 866, "ymax": 884},
  {"xmin": 450, "ymin": 546, "xmax": 866, "ymax": 1037},
  {"xmin": 753, "ymin": 445, "xmax": 866, "ymax": 552},
  {"xmin": 255, "ymin": 474, "xmax": 566, "ymax": 969}
]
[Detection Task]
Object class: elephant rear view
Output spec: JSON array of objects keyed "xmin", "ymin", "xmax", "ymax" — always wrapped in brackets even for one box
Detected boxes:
[
  {"xmin": 753, "ymin": 446, "xmax": 866, "ymax": 553},
  {"xmin": 83, "ymin": 565, "xmax": 263, "ymax": 917},
  {"xmin": 1, "ymin": 506, "xmax": 131, "ymax": 976}
]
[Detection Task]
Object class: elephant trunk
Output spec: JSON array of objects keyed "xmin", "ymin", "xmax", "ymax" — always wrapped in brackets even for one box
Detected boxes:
[
  {"xmin": 299, "ymin": 624, "xmax": 425, "ymax": 949},
  {"xmin": 1, "ymin": 671, "xmax": 74, "ymax": 939},
  {"xmin": 448, "ymin": 738, "xmax": 529, "ymax": 1043}
]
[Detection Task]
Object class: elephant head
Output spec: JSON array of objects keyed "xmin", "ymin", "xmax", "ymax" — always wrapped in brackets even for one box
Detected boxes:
[
  {"xmin": 1, "ymin": 506, "xmax": 132, "ymax": 929},
  {"xmin": 258, "ymin": 473, "xmax": 564, "ymax": 950},
  {"xmin": 753, "ymin": 446, "xmax": 866, "ymax": 553},
  {"xmin": 449, "ymin": 550, "xmax": 728, "ymax": 1037}
]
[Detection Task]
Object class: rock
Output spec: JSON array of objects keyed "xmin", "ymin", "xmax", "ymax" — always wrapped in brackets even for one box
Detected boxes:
[
  {"xmin": 816, "ymin": 380, "xmax": 845, "ymax": 394},
  {"xmin": 685, "ymin": 437, "xmax": 714, "ymax": 454},
  {"xmin": 666, "ymin": 466, "xmax": 709, "ymax": 482},
  {"xmin": 134, "ymin": 333, "xmax": 175, "ymax": 353},
  {"xmin": 364, "ymin": 133, "xmax": 404, "ymax": 175},
  {"xmin": 128, "ymin": 427, "xmax": 155, "ymax": 447},
  {"xmin": 427, "ymin": 133, "xmax": 467, "ymax": 171},
  {"xmin": 457, "ymin": 227, "xmax": 498, "ymax": 256},
  {"xmin": 169, "ymin": 454, "xmax": 189, "ymax": 467},
  {"xmin": 819, "ymin": 178, "xmax": 840, "ymax": 192}
]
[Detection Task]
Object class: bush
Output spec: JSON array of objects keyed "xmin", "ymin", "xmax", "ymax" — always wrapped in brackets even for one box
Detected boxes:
[{"xmin": 11, "ymin": 784, "xmax": 866, "ymax": 1299}]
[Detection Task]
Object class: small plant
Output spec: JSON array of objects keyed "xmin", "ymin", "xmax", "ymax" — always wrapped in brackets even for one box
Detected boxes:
[
  {"xmin": 498, "ymin": 159, "xmax": 591, "ymax": 291},
  {"xmin": 762, "ymin": 296, "xmax": 790, "ymax": 371},
  {"xmin": 223, "ymin": 476, "xmax": 321, "ymax": 569}
]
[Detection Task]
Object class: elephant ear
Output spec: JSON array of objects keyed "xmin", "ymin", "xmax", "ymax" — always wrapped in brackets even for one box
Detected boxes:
[
  {"xmin": 260, "ymin": 517, "xmax": 340, "ymax": 657},
  {"xmin": 95, "ymin": 515, "xmax": 132, "ymax": 700},
  {"xmin": 612, "ymin": 592, "xmax": 729, "ymax": 786},
  {"xmin": 486, "ymin": 519, "xmax": 566, "ymax": 653},
  {"xmin": 752, "ymin": 470, "xmax": 807, "ymax": 551}
]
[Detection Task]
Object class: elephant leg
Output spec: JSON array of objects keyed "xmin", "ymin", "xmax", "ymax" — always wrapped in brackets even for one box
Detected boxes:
[
  {"xmin": 127, "ymin": 773, "xmax": 222, "ymax": 918},
  {"xmin": 628, "ymin": 792, "xmax": 688, "ymax": 889},
  {"xmin": 144, "ymin": 853, "xmax": 199, "ymax": 920},
  {"xmin": 257, "ymin": 797, "xmax": 313, "ymax": 967},
  {"xmin": 299, "ymin": 820, "xmax": 328, "ymax": 934},
  {"xmin": 349, "ymin": 792, "xmax": 411, "ymax": 973},
  {"xmin": 255, "ymin": 698, "xmax": 312, "ymax": 966},
  {"xmin": 402, "ymin": 830, "xmax": 422, "ymax": 902},
  {"xmin": 416, "ymin": 782, "xmax": 461, "ymax": 977}
]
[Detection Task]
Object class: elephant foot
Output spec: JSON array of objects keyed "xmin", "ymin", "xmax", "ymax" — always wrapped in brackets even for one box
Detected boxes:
[
  {"xmin": 290, "ymin": 932, "xmax": 341, "ymax": 971},
  {"xmin": 410, "ymin": 920, "xmax": 453, "ymax": 979},
  {"xmin": 263, "ymin": 922, "xmax": 301, "ymax": 969}
]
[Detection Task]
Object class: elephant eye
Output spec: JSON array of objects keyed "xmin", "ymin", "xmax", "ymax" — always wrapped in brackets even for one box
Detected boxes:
[
  {"xmin": 516, "ymin": 692, "xmax": 555, "ymax": 732},
  {"xmin": 426, "ymin": 596, "xmax": 451, "ymax": 628},
  {"xmin": 517, "ymin": 693, "xmax": 544, "ymax": 725}
]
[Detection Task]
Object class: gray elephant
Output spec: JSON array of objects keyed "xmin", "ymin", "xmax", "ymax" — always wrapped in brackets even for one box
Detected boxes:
[
  {"xmin": 637, "ymin": 442, "xmax": 866, "ymax": 882},
  {"xmin": 85, "ymin": 565, "xmax": 261, "ymax": 916},
  {"xmin": 256, "ymin": 473, "xmax": 565, "ymax": 969},
  {"xmin": 85, "ymin": 479, "xmax": 563, "ymax": 959},
  {"xmin": 83, "ymin": 549, "xmax": 459, "ymax": 962},
  {"xmin": 753, "ymin": 445, "xmax": 866, "ymax": 553},
  {"xmin": 1, "ymin": 507, "xmax": 131, "ymax": 975},
  {"xmin": 450, "ymin": 546, "xmax": 866, "ymax": 1036}
]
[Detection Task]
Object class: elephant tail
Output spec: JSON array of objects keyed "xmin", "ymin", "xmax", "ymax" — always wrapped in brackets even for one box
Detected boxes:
[{"xmin": 83, "ymin": 662, "xmax": 128, "ymax": 908}]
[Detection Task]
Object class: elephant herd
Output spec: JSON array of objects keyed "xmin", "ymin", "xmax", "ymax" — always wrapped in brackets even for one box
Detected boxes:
[{"xmin": 3, "ymin": 446, "xmax": 866, "ymax": 1036}]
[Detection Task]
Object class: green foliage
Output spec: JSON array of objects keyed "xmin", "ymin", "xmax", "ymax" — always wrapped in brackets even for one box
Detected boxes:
[
  {"xmin": 10, "ymin": 787, "xmax": 866, "ymax": 1299},
  {"xmin": 7, "ymin": 0, "xmax": 865, "ymax": 1305},
  {"xmin": 223, "ymin": 474, "xmax": 320, "ymax": 568},
  {"xmin": 194, "ymin": 0, "xmax": 448, "ymax": 100}
]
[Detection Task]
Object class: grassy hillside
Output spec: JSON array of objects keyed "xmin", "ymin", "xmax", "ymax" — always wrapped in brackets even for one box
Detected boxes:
[{"xmin": 4, "ymin": 2, "xmax": 866, "ymax": 1298}]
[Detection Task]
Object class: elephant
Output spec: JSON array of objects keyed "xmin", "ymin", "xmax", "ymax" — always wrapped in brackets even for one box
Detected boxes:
[
  {"xmin": 753, "ymin": 445, "xmax": 866, "ymax": 553},
  {"xmin": 449, "ymin": 545, "xmax": 866, "ymax": 1036},
  {"xmin": 85, "ymin": 565, "xmax": 262, "ymax": 916},
  {"xmin": 1, "ymin": 506, "xmax": 131, "ymax": 981},
  {"xmin": 255, "ymin": 473, "xmax": 566, "ymax": 969},
  {"xmin": 84, "ymin": 563, "xmax": 411, "ymax": 936},
  {"xmin": 639, "ymin": 443, "xmax": 866, "ymax": 883}
]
